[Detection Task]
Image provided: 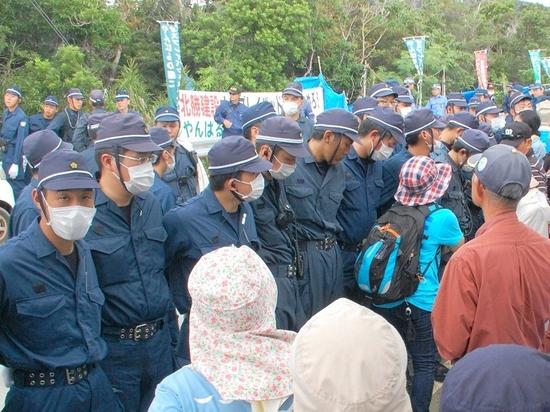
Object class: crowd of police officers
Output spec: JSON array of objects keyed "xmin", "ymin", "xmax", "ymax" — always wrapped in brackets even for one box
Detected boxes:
[{"xmin": 0, "ymin": 79, "xmax": 548, "ymax": 411}]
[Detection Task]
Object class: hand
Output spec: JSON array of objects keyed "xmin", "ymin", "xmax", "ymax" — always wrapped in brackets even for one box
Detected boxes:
[
  {"xmin": 223, "ymin": 119, "xmax": 233, "ymax": 129},
  {"xmin": 8, "ymin": 164, "xmax": 19, "ymax": 179}
]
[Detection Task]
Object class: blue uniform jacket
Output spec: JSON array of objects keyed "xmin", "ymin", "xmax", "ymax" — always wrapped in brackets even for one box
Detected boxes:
[
  {"xmin": 72, "ymin": 109, "xmax": 108, "ymax": 152},
  {"xmin": 0, "ymin": 221, "xmax": 107, "ymax": 370},
  {"xmin": 337, "ymin": 148, "xmax": 384, "ymax": 246},
  {"xmin": 85, "ymin": 190, "xmax": 172, "ymax": 328},
  {"xmin": 28, "ymin": 113, "xmax": 53, "ymax": 134},
  {"xmin": 284, "ymin": 152, "xmax": 346, "ymax": 240},
  {"xmin": 213, "ymin": 100, "xmax": 248, "ymax": 137},
  {"xmin": 426, "ymin": 95, "xmax": 448, "ymax": 118},
  {"xmin": 163, "ymin": 186, "xmax": 259, "ymax": 313},
  {"xmin": 152, "ymin": 173, "xmax": 177, "ymax": 215},
  {"xmin": 81, "ymin": 146, "xmax": 99, "ymax": 178},
  {"xmin": 161, "ymin": 144, "xmax": 198, "ymax": 205},
  {"xmin": 1, "ymin": 106, "xmax": 28, "ymax": 178},
  {"xmin": 378, "ymin": 149, "xmax": 413, "ymax": 215},
  {"xmin": 48, "ymin": 108, "xmax": 80, "ymax": 143},
  {"xmin": 8, "ymin": 179, "xmax": 38, "ymax": 238}
]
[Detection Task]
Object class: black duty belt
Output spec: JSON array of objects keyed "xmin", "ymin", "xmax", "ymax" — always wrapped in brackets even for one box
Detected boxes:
[
  {"xmin": 338, "ymin": 241, "xmax": 361, "ymax": 253},
  {"xmin": 103, "ymin": 318, "xmax": 164, "ymax": 342},
  {"xmin": 13, "ymin": 363, "xmax": 96, "ymax": 387},
  {"xmin": 298, "ymin": 237, "xmax": 337, "ymax": 251}
]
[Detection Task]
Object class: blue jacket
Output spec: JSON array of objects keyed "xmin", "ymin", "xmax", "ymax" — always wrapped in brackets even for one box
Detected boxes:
[
  {"xmin": 1, "ymin": 106, "xmax": 28, "ymax": 178},
  {"xmin": 161, "ymin": 144, "xmax": 198, "ymax": 205},
  {"xmin": 163, "ymin": 186, "xmax": 259, "ymax": 313},
  {"xmin": 0, "ymin": 221, "xmax": 107, "ymax": 370},
  {"xmin": 213, "ymin": 100, "xmax": 248, "ymax": 137},
  {"xmin": 152, "ymin": 173, "xmax": 177, "ymax": 215},
  {"xmin": 28, "ymin": 113, "xmax": 53, "ymax": 134},
  {"xmin": 85, "ymin": 190, "xmax": 172, "ymax": 327},
  {"xmin": 81, "ymin": 146, "xmax": 99, "ymax": 178},
  {"xmin": 378, "ymin": 149, "xmax": 413, "ymax": 215},
  {"xmin": 426, "ymin": 95, "xmax": 448, "ymax": 118},
  {"xmin": 48, "ymin": 108, "xmax": 80, "ymax": 143},
  {"xmin": 8, "ymin": 179, "xmax": 38, "ymax": 238}
]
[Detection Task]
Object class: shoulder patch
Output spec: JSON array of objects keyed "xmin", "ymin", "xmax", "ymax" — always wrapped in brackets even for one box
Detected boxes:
[{"xmin": 19, "ymin": 121, "xmax": 27, "ymax": 127}]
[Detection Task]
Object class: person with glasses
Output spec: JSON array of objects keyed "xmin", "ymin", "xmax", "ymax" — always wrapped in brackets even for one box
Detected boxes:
[
  {"xmin": 85, "ymin": 113, "xmax": 176, "ymax": 411},
  {"xmin": 367, "ymin": 83, "xmax": 398, "ymax": 109},
  {"xmin": 149, "ymin": 127, "xmax": 177, "ymax": 215}
]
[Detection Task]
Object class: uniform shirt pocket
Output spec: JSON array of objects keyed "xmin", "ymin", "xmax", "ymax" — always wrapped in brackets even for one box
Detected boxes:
[{"xmin": 88, "ymin": 235, "xmax": 129, "ymax": 287}]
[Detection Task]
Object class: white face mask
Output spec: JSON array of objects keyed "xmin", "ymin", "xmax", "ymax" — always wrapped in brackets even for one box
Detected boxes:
[
  {"xmin": 43, "ymin": 195, "xmax": 96, "ymax": 241},
  {"xmin": 269, "ymin": 155, "xmax": 297, "ymax": 180},
  {"xmin": 371, "ymin": 142, "xmax": 394, "ymax": 161},
  {"xmin": 233, "ymin": 174, "xmax": 265, "ymax": 202},
  {"xmin": 490, "ymin": 117, "xmax": 506, "ymax": 132},
  {"xmin": 116, "ymin": 161, "xmax": 155, "ymax": 194},
  {"xmin": 165, "ymin": 152, "xmax": 175, "ymax": 174},
  {"xmin": 283, "ymin": 101, "xmax": 299, "ymax": 116},
  {"xmin": 399, "ymin": 107, "xmax": 412, "ymax": 118}
]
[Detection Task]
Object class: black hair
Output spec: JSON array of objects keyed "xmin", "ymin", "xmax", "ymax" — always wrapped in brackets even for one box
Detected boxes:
[
  {"xmin": 243, "ymin": 126, "xmax": 253, "ymax": 140},
  {"xmin": 209, "ymin": 171, "xmax": 241, "ymax": 191},
  {"xmin": 517, "ymin": 110, "xmax": 541, "ymax": 136},
  {"xmin": 309, "ymin": 129, "xmax": 326, "ymax": 141},
  {"xmin": 405, "ymin": 130, "xmax": 423, "ymax": 145},
  {"xmin": 95, "ymin": 147, "xmax": 130, "ymax": 170},
  {"xmin": 358, "ymin": 118, "xmax": 387, "ymax": 137}
]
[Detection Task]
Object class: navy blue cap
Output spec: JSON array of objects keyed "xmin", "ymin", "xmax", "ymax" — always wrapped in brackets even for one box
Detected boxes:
[
  {"xmin": 87, "ymin": 112, "xmax": 112, "ymax": 141},
  {"xmin": 37, "ymin": 150, "xmax": 99, "ymax": 191},
  {"xmin": 447, "ymin": 92, "xmax": 467, "ymax": 107},
  {"xmin": 392, "ymin": 86, "xmax": 409, "ymax": 97},
  {"xmin": 474, "ymin": 144, "xmax": 530, "ymax": 199},
  {"xmin": 65, "ymin": 88, "xmax": 83, "ymax": 99},
  {"xmin": 95, "ymin": 113, "xmax": 160, "ymax": 153},
  {"xmin": 455, "ymin": 129, "xmax": 490, "ymax": 154},
  {"xmin": 474, "ymin": 88, "xmax": 489, "ymax": 96},
  {"xmin": 5, "ymin": 85, "xmax": 22, "ymax": 99},
  {"xmin": 314, "ymin": 109, "xmax": 359, "ymax": 142},
  {"xmin": 368, "ymin": 83, "xmax": 397, "ymax": 98},
  {"xmin": 396, "ymin": 94, "xmax": 414, "ymax": 105},
  {"xmin": 447, "ymin": 112, "xmax": 479, "ymax": 130},
  {"xmin": 530, "ymin": 83, "xmax": 543, "ymax": 90},
  {"xmin": 241, "ymin": 101, "xmax": 277, "ymax": 131},
  {"xmin": 149, "ymin": 127, "xmax": 173, "ymax": 148},
  {"xmin": 256, "ymin": 116, "xmax": 309, "ymax": 158},
  {"xmin": 89, "ymin": 89, "xmax": 104, "ymax": 105},
  {"xmin": 404, "ymin": 108, "xmax": 445, "ymax": 136},
  {"xmin": 475, "ymin": 101, "xmax": 501, "ymax": 117},
  {"xmin": 509, "ymin": 92, "xmax": 531, "ymax": 108},
  {"xmin": 512, "ymin": 83, "xmax": 524, "ymax": 92},
  {"xmin": 499, "ymin": 121, "xmax": 532, "ymax": 147},
  {"xmin": 23, "ymin": 130, "xmax": 72, "ymax": 169},
  {"xmin": 155, "ymin": 106, "xmax": 180, "ymax": 123},
  {"xmin": 282, "ymin": 82, "xmax": 304, "ymax": 98},
  {"xmin": 44, "ymin": 95, "xmax": 58, "ymax": 106},
  {"xmin": 468, "ymin": 96, "xmax": 480, "ymax": 108},
  {"xmin": 366, "ymin": 107, "xmax": 405, "ymax": 144},
  {"xmin": 208, "ymin": 135, "xmax": 272, "ymax": 176},
  {"xmin": 352, "ymin": 97, "xmax": 378, "ymax": 116},
  {"xmin": 115, "ymin": 88, "xmax": 130, "ymax": 100}
]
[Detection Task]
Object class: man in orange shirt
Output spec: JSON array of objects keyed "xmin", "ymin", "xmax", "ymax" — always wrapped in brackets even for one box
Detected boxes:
[{"xmin": 432, "ymin": 144, "xmax": 550, "ymax": 362}]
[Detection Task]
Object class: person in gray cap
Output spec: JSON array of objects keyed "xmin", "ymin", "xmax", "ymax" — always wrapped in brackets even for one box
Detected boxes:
[
  {"xmin": 476, "ymin": 100, "xmax": 504, "ymax": 134},
  {"xmin": 85, "ymin": 113, "xmax": 175, "ymax": 411},
  {"xmin": 8, "ymin": 130, "xmax": 72, "ymax": 238},
  {"xmin": 395, "ymin": 90, "xmax": 415, "ymax": 118},
  {"xmin": 251, "ymin": 116, "xmax": 310, "ymax": 331},
  {"xmin": 240, "ymin": 101, "xmax": 277, "ymax": 143},
  {"xmin": 149, "ymin": 127, "xmax": 177, "ymax": 215},
  {"xmin": 81, "ymin": 112, "xmax": 112, "ymax": 177},
  {"xmin": 352, "ymin": 96, "xmax": 379, "ymax": 121},
  {"xmin": 434, "ymin": 111, "xmax": 479, "ymax": 158},
  {"xmin": 433, "ymin": 144, "xmax": 550, "ymax": 363},
  {"xmin": 337, "ymin": 107, "xmax": 405, "ymax": 303},
  {"xmin": 507, "ymin": 91, "xmax": 533, "ymax": 122},
  {"xmin": 283, "ymin": 108, "xmax": 359, "ymax": 319},
  {"xmin": 368, "ymin": 83, "xmax": 398, "ymax": 108},
  {"xmin": 281, "ymin": 82, "xmax": 314, "ymax": 140},
  {"xmin": 468, "ymin": 95, "xmax": 480, "ymax": 116},
  {"xmin": 213, "ymin": 85, "xmax": 248, "ymax": 137},
  {"xmin": 445, "ymin": 92, "xmax": 468, "ymax": 115},
  {"xmin": 48, "ymin": 87, "xmax": 84, "ymax": 143},
  {"xmin": 114, "ymin": 88, "xmax": 138, "ymax": 115},
  {"xmin": 426, "ymin": 83, "xmax": 447, "ymax": 118},
  {"xmin": 29, "ymin": 95, "xmax": 59, "ymax": 134},
  {"xmin": 163, "ymin": 135, "xmax": 271, "ymax": 365},
  {"xmin": 0, "ymin": 149, "xmax": 123, "ymax": 412},
  {"xmin": 72, "ymin": 89, "xmax": 109, "ymax": 152}
]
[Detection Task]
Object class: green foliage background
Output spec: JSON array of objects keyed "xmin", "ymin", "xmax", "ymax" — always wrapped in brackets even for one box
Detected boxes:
[{"xmin": 1, "ymin": 0, "xmax": 549, "ymax": 117}]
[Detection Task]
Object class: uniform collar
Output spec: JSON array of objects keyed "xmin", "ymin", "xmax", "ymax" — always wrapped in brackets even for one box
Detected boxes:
[
  {"xmin": 303, "ymin": 142, "xmax": 317, "ymax": 164},
  {"xmin": 94, "ymin": 188, "xmax": 146, "ymax": 206},
  {"xmin": 204, "ymin": 186, "xmax": 224, "ymax": 214},
  {"xmin": 28, "ymin": 220, "xmax": 59, "ymax": 259}
]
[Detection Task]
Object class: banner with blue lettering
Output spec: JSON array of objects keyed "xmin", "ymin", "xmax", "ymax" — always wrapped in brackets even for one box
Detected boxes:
[
  {"xmin": 159, "ymin": 21, "xmax": 183, "ymax": 108},
  {"xmin": 528, "ymin": 49, "xmax": 542, "ymax": 84},
  {"xmin": 404, "ymin": 37, "xmax": 426, "ymax": 76}
]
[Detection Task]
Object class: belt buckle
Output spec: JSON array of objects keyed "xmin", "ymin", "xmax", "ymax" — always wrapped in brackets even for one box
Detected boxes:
[
  {"xmin": 65, "ymin": 368, "xmax": 76, "ymax": 385},
  {"xmin": 133, "ymin": 323, "xmax": 148, "ymax": 341}
]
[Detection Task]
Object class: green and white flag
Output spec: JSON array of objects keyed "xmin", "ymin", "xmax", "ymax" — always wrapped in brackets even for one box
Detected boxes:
[{"xmin": 159, "ymin": 21, "xmax": 183, "ymax": 108}]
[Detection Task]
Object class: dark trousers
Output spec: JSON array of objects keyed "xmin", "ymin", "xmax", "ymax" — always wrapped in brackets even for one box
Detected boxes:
[
  {"xmin": 175, "ymin": 315, "xmax": 190, "ymax": 367},
  {"xmin": 3, "ymin": 365, "xmax": 122, "ymax": 412},
  {"xmin": 101, "ymin": 326, "xmax": 176, "ymax": 412},
  {"xmin": 375, "ymin": 302, "xmax": 436, "ymax": 412},
  {"xmin": 273, "ymin": 274, "xmax": 307, "ymax": 332}
]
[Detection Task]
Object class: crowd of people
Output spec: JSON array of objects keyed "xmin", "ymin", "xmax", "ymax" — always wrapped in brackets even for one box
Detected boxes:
[{"xmin": 0, "ymin": 77, "xmax": 549, "ymax": 412}]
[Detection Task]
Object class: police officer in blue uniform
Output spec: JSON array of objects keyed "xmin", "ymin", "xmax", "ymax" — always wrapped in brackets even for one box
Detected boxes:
[
  {"xmin": 426, "ymin": 83, "xmax": 447, "ymax": 118},
  {"xmin": 86, "ymin": 113, "xmax": 175, "ymax": 411},
  {"xmin": 81, "ymin": 112, "xmax": 112, "ymax": 178},
  {"xmin": 337, "ymin": 107, "xmax": 404, "ymax": 303},
  {"xmin": 241, "ymin": 101, "xmax": 277, "ymax": 143},
  {"xmin": 251, "ymin": 116, "xmax": 309, "ymax": 331},
  {"xmin": 48, "ymin": 88, "xmax": 84, "ymax": 143},
  {"xmin": 0, "ymin": 150, "xmax": 121, "ymax": 412},
  {"xmin": 445, "ymin": 92, "xmax": 468, "ymax": 115},
  {"xmin": 29, "ymin": 96, "xmax": 58, "ymax": 134},
  {"xmin": 150, "ymin": 127, "xmax": 177, "ymax": 215},
  {"xmin": 352, "ymin": 96, "xmax": 378, "ymax": 121},
  {"xmin": 368, "ymin": 83, "xmax": 398, "ymax": 108},
  {"xmin": 164, "ymin": 135, "xmax": 270, "ymax": 365},
  {"xmin": 1, "ymin": 85, "xmax": 29, "ymax": 199},
  {"xmin": 214, "ymin": 86, "xmax": 248, "ymax": 137},
  {"xmin": 154, "ymin": 106, "xmax": 199, "ymax": 205},
  {"xmin": 114, "ymin": 89, "xmax": 140, "ymax": 115},
  {"xmin": 432, "ymin": 111, "xmax": 479, "ymax": 158},
  {"xmin": 284, "ymin": 109, "xmax": 359, "ymax": 319},
  {"xmin": 9, "ymin": 130, "xmax": 71, "ymax": 238},
  {"xmin": 73, "ymin": 89, "xmax": 109, "ymax": 152},
  {"xmin": 282, "ymin": 82, "xmax": 314, "ymax": 141}
]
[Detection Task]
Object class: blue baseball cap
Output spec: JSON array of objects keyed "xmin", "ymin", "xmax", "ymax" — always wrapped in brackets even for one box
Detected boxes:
[
  {"xmin": 352, "ymin": 97, "xmax": 378, "ymax": 116},
  {"xmin": 368, "ymin": 83, "xmax": 397, "ymax": 98},
  {"xmin": 208, "ymin": 135, "xmax": 272, "ymax": 176},
  {"xmin": 115, "ymin": 88, "xmax": 130, "ymax": 100},
  {"xmin": 241, "ymin": 101, "xmax": 277, "ymax": 132},
  {"xmin": 455, "ymin": 129, "xmax": 490, "ymax": 154},
  {"xmin": 155, "ymin": 106, "xmax": 180, "ymax": 123},
  {"xmin": 366, "ymin": 107, "xmax": 405, "ymax": 144},
  {"xmin": 44, "ymin": 95, "xmax": 58, "ymax": 106},
  {"xmin": 404, "ymin": 109, "xmax": 445, "ymax": 137},
  {"xmin": 87, "ymin": 112, "xmax": 112, "ymax": 142},
  {"xmin": 95, "ymin": 113, "xmax": 160, "ymax": 153},
  {"xmin": 65, "ymin": 88, "xmax": 83, "ymax": 99},
  {"xmin": 282, "ymin": 82, "xmax": 304, "ymax": 98},
  {"xmin": 509, "ymin": 92, "xmax": 531, "ymax": 109},
  {"xmin": 530, "ymin": 83, "xmax": 543, "ymax": 90},
  {"xmin": 447, "ymin": 92, "xmax": 467, "ymax": 108},
  {"xmin": 149, "ymin": 127, "xmax": 173, "ymax": 148},
  {"xmin": 5, "ymin": 85, "xmax": 22, "ymax": 99},
  {"xmin": 23, "ymin": 130, "xmax": 72, "ymax": 169},
  {"xmin": 468, "ymin": 96, "xmax": 480, "ymax": 108},
  {"xmin": 37, "ymin": 150, "xmax": 99, "ymax": 191},
  {"xmin": 447, "ymin": 112, "xmax": 479, "ymax": 130},
  {"xmin": 476, "ymin": 101, "xmax": 501, "ymax": 117},
  {"xmin": 314, "ymin": 109, "xmax": 360, "ymax": 142},
  {"xmin": 256, "ymin": 116, "xmax": 309, "ymax": 158}
]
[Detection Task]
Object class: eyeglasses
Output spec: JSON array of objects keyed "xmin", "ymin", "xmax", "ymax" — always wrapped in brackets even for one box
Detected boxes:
[{"xmin": 118, "ymin": 153, "xmax": 158, "ymax": 164}]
